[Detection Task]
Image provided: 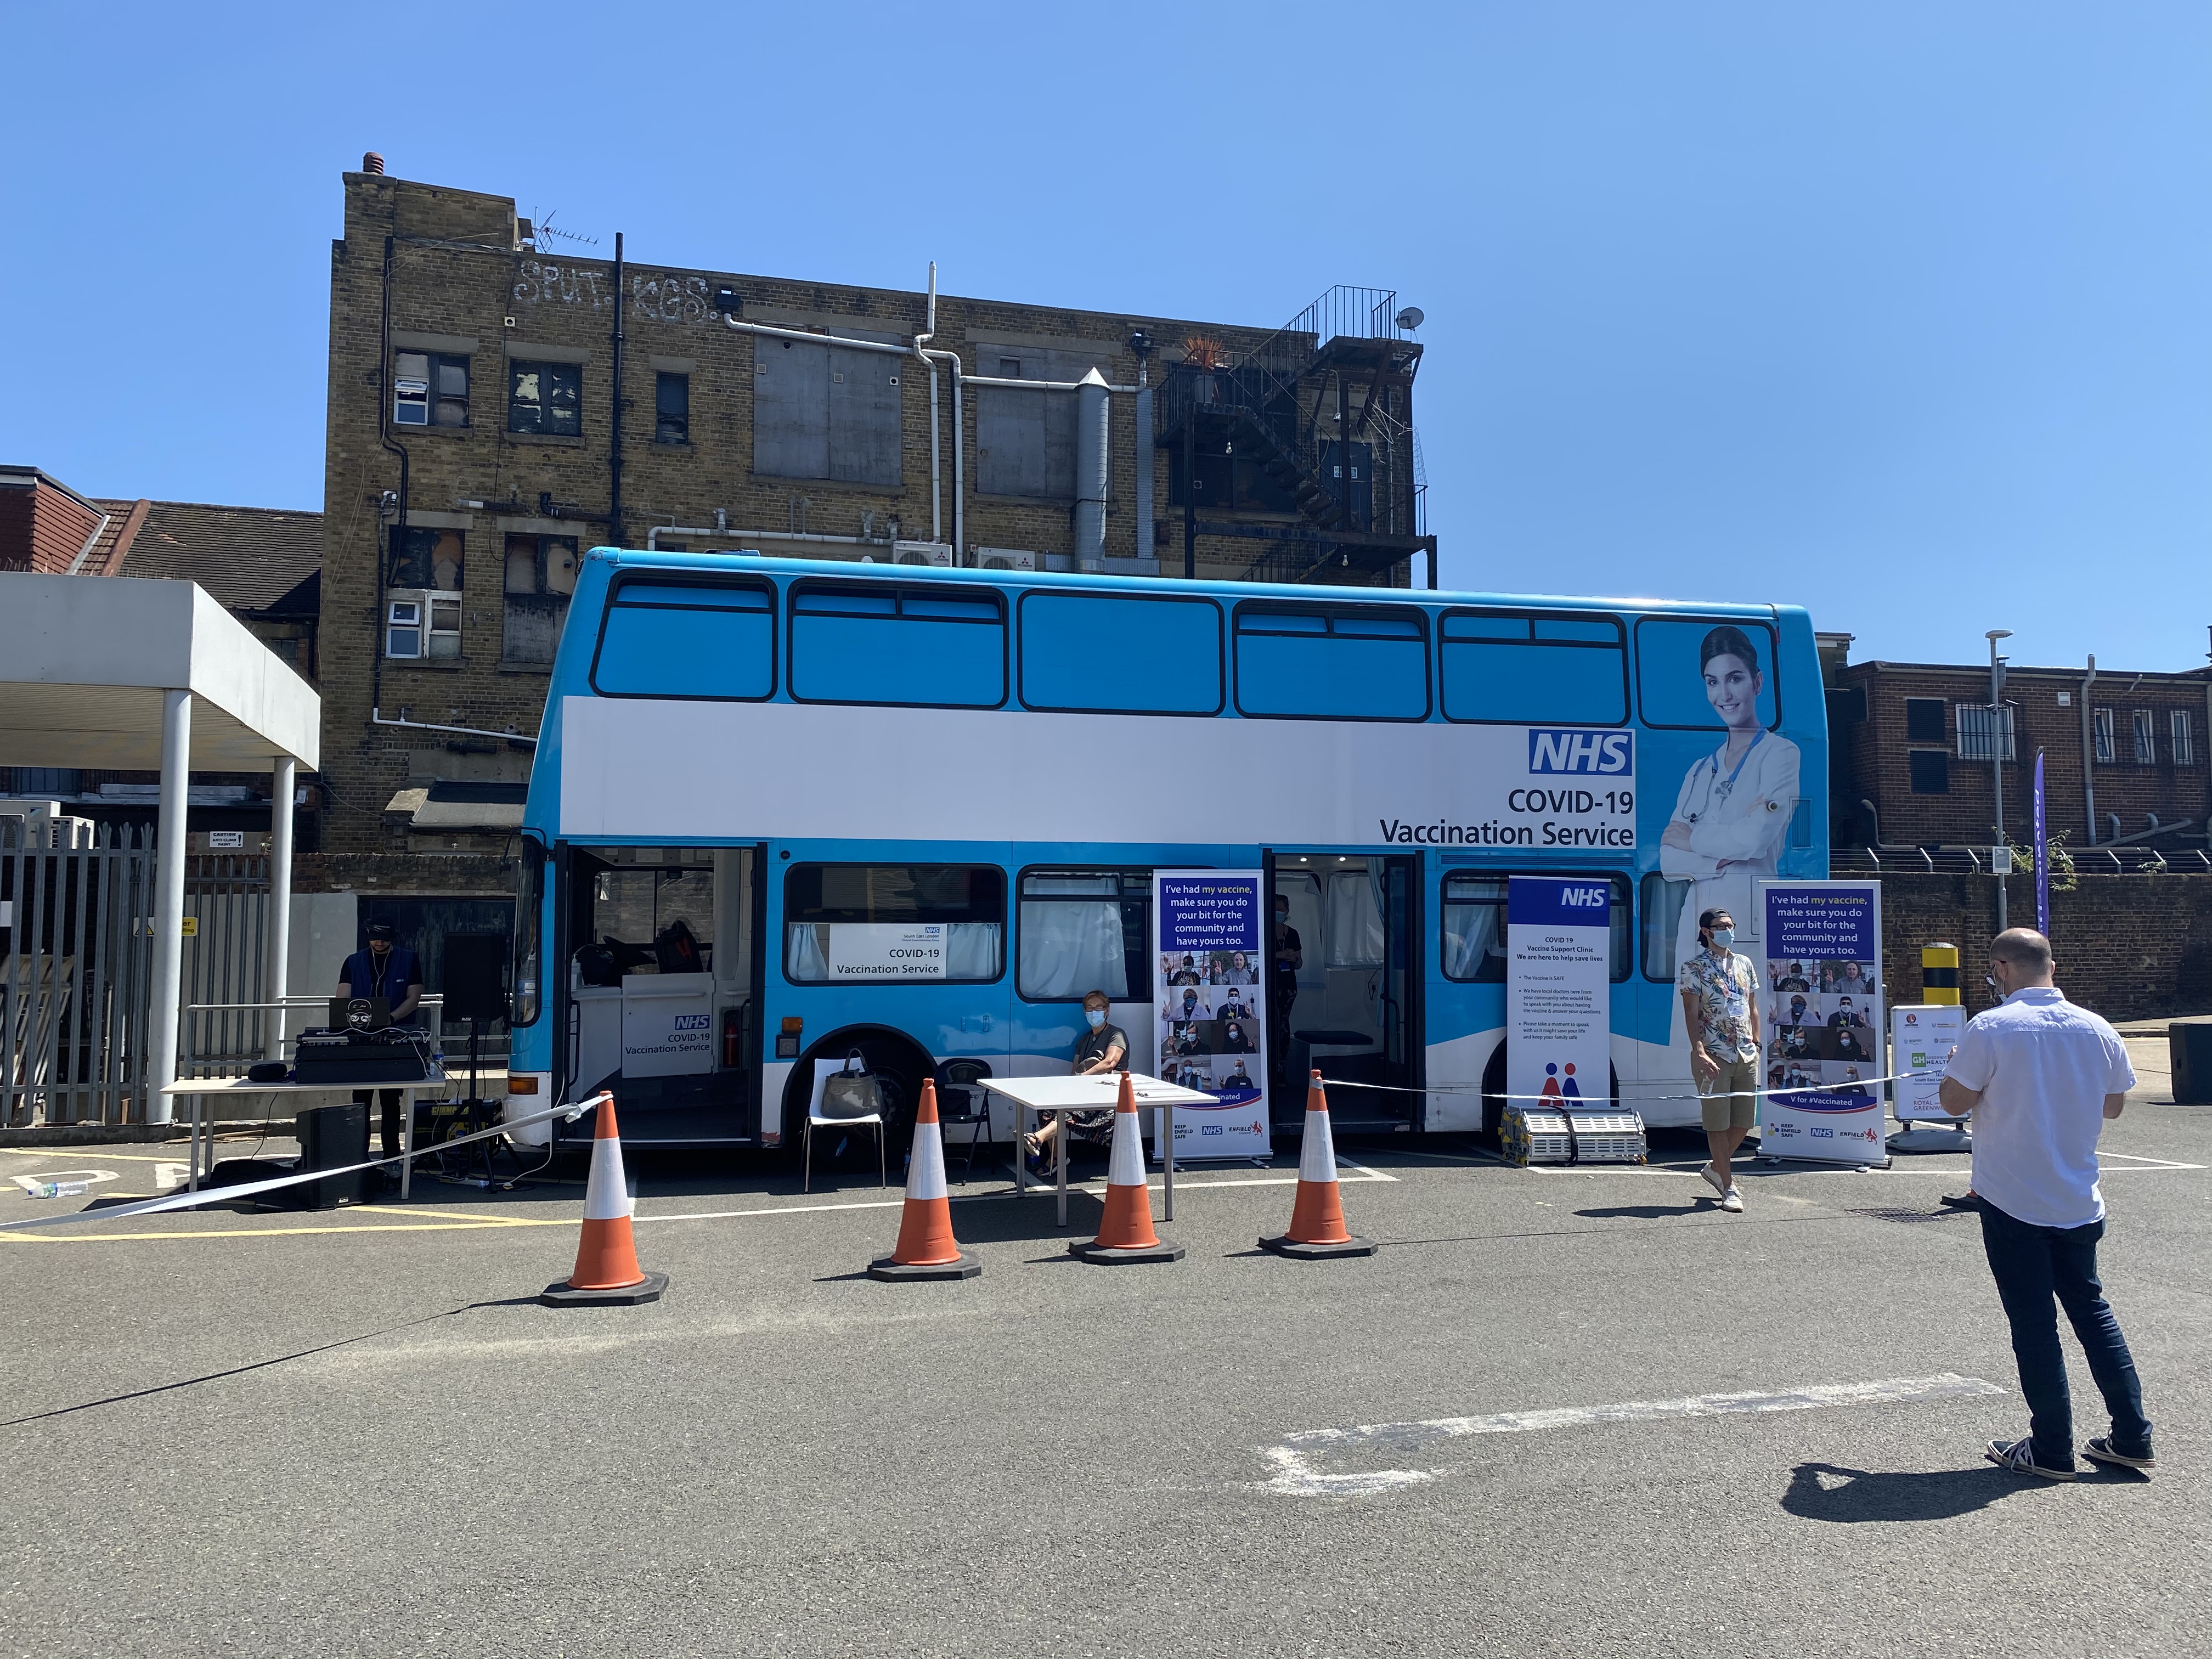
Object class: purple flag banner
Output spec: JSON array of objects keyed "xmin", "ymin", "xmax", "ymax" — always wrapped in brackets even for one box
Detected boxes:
[{"xmin": 2034, "ymin": 749, "xmax": 2049, "ymax": 937}]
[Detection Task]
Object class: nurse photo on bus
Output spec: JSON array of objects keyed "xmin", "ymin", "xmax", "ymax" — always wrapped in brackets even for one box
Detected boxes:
[{"xmin": 1660, "ymin": 623, "xmax": 1800, "ymax": 971}]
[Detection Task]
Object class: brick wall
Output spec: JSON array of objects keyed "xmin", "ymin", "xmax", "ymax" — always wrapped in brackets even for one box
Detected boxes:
[
  {"xmin": 0, "ymin": 472, "xmax": 106, "ymax": 573},
  {"xmin": 1832, "ymin": 659, "xmax": 2212, "ymax": 852},
  {"xmin": 1877, "ymin": 870, "xmax": 2212, "ymax": 1022}
]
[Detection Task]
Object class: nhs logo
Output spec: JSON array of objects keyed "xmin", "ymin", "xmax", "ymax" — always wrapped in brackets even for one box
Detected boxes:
[
  {"xmin": 1529, "ymin": 729, "xmax": 1633, "ymax": 775},
  {"xmin": 1559, "ymin": 884, "xmax": 1610, "ymax": 910}
]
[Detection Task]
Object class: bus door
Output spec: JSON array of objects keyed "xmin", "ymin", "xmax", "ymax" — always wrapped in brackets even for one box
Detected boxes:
[{"xmin": 1266, "ymin": 851, "xmax": 1423, "ymax": 1133}]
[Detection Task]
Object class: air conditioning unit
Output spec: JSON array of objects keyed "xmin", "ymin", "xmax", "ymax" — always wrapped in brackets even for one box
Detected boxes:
[
  {"xmin": 891, "ymin": 540, "xmax": 956, "ymax": 568},
  {"xmin": 972, "ymin": 546, "xmax": 1037, "ymax": 573}
]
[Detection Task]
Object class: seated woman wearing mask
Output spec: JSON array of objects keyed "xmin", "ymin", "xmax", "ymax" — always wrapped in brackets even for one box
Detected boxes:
[{"xmin": 1023, "ymin": 989, "xmax": 1127, "ymax": 1181}]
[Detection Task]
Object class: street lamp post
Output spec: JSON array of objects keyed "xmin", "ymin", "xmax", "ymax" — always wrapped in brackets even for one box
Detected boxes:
[{"xmin": 1988, "ymin": 629, "xmax": 2012, "ymax": 933}]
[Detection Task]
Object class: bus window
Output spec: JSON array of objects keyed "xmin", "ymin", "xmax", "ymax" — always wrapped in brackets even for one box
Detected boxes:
[
  {"xmin": 511, "ymin": 836, "xmax": 545, "ymax": 1025},
  {"xmin": 1017, "ymin": 870, "xmax": 1152, "ymax": 1000},
  {"xmin": 592, "ymin": 579, "xmax": 774, "ymax": 700},
  {"xmin": 1634, "ymin": 616, "xmax": 1780, "ymax": 730},
  {"xmin": 789, "ymin": 583, "xmax": 1006, "ymax": 708},
  {"xmin": 1640, "ymin": 871, "xmax": 1692, "ymax": 981},
  {"xmin": 784, "ymin": 864, "xmax": 1005, "ymax": 984},
  {"xmin": 1440, "ymin": 611, "xmax": 1627, "ymax": 725},
  {"xmin": 1233, "ymin": 605, "xmax": 1429, "ymax": 720},
  {"xmin": 1018, "ymin": 594, "xmax": 1223, "ymax": 715},
  {"xmin": 1443, "ymin": 871, "xmax": 1632, "ymax": 981}
]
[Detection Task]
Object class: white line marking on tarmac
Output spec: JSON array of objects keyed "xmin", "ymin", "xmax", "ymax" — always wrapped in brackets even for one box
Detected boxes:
[{"xmin": 1260, "ymin": 1373, "xmax": 2006, "ymax": 1498}]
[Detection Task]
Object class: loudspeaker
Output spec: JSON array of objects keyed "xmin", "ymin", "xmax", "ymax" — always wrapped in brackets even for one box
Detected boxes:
[
  {"xmin": 295, "ymin": 1102, "xmax": 370, "ymax": 1208},
  {"xmin": 442, "ymin": 933, "xmax": 509, "ymax": 1023}
]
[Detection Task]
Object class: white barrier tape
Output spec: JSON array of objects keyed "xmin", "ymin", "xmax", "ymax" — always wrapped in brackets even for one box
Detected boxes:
[
  {"xmin": 1318, "ymin": 1068, "xmax": 1943, "ymax": 1105},
  {"xmin": 0, "ymin": 1094, "xmax": 612, "ymax": 1232}
]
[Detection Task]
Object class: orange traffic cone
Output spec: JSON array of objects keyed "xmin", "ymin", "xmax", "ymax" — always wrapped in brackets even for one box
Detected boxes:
[
  {"xmin": 541, "ymin": 1095, "xmax": 669, "ymax": 1306},
  {"xmin": 870, "ymin": 1080, "xmax": 981, "ymax": 1280},
  {"xmin": 1261, "ymin": 1071, "xmax": 1376, "ymax": 1259},
  {"xmin": 1071, "ymin": 1071, "xmax": 1184, "ymax": 1265}
]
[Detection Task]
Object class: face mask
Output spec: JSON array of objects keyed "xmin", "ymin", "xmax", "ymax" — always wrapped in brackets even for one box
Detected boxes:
[
  {"xmin": 1709, "ymin": 928, "xmax": 1735, "ymax": 950},
  {"xmin": 1086, "ymin": 1009, "xmax": 1105, "ymax": 1029},
  {"xmin": 1985, "ymin": 975, "xmax": 2000, "ymax": 992}
]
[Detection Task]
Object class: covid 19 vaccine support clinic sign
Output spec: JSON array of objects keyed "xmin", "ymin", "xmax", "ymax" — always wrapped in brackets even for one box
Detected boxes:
[{"xmin": 1507, "ymin": 876, "xmax": 1615, "ymax": 1115}]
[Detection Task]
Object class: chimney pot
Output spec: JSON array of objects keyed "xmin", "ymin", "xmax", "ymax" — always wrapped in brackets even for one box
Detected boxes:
[{"xmin": 363, "ymin": 151, "xmax": 386, "ymax": 176}]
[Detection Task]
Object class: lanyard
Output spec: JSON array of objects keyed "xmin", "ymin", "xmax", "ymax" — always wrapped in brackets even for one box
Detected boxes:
[{"xmin": 1690, "ymin": 729, "xmax": 1765, "ymax": 816}]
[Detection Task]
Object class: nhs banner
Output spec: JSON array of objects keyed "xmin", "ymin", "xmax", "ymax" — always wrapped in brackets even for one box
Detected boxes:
[
  {"xmin": 1528, "ymin": 729, "xmax": 1633, "ymax": 776},
  {"xmin": 1506, "ymin": 875, "xmax": 1614, "ymax": 1116}
]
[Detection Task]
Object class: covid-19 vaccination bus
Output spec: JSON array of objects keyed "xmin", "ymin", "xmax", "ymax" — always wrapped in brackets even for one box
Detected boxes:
[{"xmin": 504, "ymin": 550, "xmax": 1826, "ymax": 1153}]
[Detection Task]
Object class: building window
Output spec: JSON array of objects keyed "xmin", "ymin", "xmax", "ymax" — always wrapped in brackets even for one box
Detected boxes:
[
  {"xmin": 394, "ymin": 351, "xmax": 469, "ymax": 427},
  {"xmin": 503, "ymin": 534, "xmax": 579, "ymax": 665},
  {"xmin": 390, "ymin": 527, "xmax": 463, "ymax": 591},
  {"xmin": 1909, "ymin": 750, "xmax": 1950, "ymax": 793},
  {"xmin": 509, "ymin": 361, "xmax": 582, "ymax": 435},
  {"xmin": 2093, "ymin": 707, "xmax": 2115, "ymax": 764},
  {"xmin": 654, "ymin": 372, "xmax": 689, "ymax": 444},
  {"xmin": 2132, "ymin": 709, "xmax": 2157, "ymax": 765},
  {"xmin": 2172, "ymin": 710, "xmax": 2195, "ymax": 765},
  {"xmin": 386, "ymin": 593, "xmax": 460, "ymax": 659},
  {"xmin": 1956, "ymin": 704, "xmax": 2015, "ymax": 761},
  {"xmin": 1904, "ymin": 698, "xmax": 1946, "ymax": 743},
  {"xmin": 7, "ymin": 768, "xmax": 82, "ymax": 797}
]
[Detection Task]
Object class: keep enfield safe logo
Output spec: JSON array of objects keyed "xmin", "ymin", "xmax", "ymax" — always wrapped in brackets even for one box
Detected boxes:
[{"xmin": 1378, "ymin": 726, "xmax": 1637, "ymax": 850}]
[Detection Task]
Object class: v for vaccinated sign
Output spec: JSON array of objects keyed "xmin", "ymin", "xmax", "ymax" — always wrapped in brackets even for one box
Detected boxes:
[
  {"xmin": 1506, "ymin": 876, "xmax": 1613, "ymax": 1113},
  {"xmin": 1151, "ymin": 870, "xmax": 1271, "ymax": 1161},
  {"xmin": 1757, "ymin": 881, "xmax": 1886, "ymax": 1165}
]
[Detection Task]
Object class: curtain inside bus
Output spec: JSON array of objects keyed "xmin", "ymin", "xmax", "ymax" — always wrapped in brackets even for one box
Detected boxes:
[{"xmin": 1019, "ymin": 894, "xmax": 1128, "ymax": 998}]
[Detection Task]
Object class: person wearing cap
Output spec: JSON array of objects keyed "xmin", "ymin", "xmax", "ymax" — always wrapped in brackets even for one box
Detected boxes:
[
  {"xmin": 1677, "ymin": 905, "xmax": 1760, "ymax": 1212},
  {"xmin": 337, "ymin": 921, "xmax": 424, "ymax": 1159},
  {"xmin": 1940, "ymin": 928, "xmax": 2152, "ymax": 1481}
]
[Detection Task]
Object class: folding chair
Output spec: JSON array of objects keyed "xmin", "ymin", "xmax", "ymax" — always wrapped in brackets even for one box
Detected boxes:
[
  {"xmin": 933, "ymin": 1058, "xmax": 995, "ymax": 1181},
  {"xmin": 804, "ymin": 1053, "xmax": 888, "ymax": 1193}
]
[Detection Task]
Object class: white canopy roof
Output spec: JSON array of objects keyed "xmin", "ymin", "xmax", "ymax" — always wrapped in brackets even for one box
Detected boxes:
[{"xmin": 0, "ymin": 574, "xmax": 319, "ymax": 770}]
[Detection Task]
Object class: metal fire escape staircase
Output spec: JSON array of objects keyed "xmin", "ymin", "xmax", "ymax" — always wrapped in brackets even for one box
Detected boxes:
[{"xmin": 1155, "ymin": 286, "xmax": 1435, "ymax": 584}]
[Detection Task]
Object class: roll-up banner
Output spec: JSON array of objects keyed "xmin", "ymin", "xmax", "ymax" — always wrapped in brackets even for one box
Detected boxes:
[
  {"xmin": 1506, "ymin": 876, "xmax": 1615, "ymax": 1113},
  {"xmin": 1152, "ymin": 870, "xmax": 1271, "ymax": 1161},
  {"xmin": 1891, "ymin": 1005, "xmax": 1966, "ymax": 1122},
  {"xmin": 1756, "ymin": 879, "xmax": 1888, "ymax": 1165}
]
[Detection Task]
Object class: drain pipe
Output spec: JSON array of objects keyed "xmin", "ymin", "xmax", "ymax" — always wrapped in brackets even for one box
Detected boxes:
[
  {"xmin": 373, "ymin": 709, "xmax": 537, "ymax": 745},
  {"xmin": 1074, "ymin": 368, "xmax": 1110, "ymax": 567},
  {"xmin": 2080, "ymin": 654, "xmax": 2098, "ymax": 844},
  {"xmin": 915, "ymin": 263, "xmax": 941, "ymax": 545},
  {"xmin": 1131, "ymin": 331, "xmax": 1154, "ymax": 563}
]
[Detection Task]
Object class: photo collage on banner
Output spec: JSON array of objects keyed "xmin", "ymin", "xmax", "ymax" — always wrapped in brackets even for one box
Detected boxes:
[
  {"xmin": 1757, "ymin": 880, "xmax": 1887, "ymax": 1164},
  {"xmin": 1152, "ymin": 870, "xmax": 1271, "ymax": 1161}
]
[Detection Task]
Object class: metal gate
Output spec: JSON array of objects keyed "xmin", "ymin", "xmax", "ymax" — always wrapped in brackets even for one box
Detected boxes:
[
  {"xmin": 1, "ymin": 822, "xmax": 157, "ymax": 1127},
  {"xmin": 180, "ymin": 856, "xmax": 274, "ymax": 1082}
]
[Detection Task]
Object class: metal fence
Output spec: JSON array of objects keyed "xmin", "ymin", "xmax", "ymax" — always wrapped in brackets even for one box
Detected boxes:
[
  {"xmin": 2, "ymin": 822, "xmax": 157, "ymax": 1127},
  {"xmin": 1831, "ymin": 844, "xmax": 2212, "ymax": 876}
]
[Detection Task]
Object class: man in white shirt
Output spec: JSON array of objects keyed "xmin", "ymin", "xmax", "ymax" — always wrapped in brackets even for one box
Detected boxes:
[{"xmin": 1940, "ymin": 928, "xmax": 2152, "ymax": 1481}]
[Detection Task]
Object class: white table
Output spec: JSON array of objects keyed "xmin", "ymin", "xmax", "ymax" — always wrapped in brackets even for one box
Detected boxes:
[
  {"xmin": 980, "ymin": 1073, "xmax": 1215, "ymax": 1228},
  {"xmin": 159, "ymin": 1071, "xmax": 479, "ymax": 1201}
]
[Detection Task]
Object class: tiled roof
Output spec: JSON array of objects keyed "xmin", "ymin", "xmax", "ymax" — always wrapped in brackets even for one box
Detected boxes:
[{"xmin": 109, "ymin": 500, "xmax": 323, "ymax": 612}]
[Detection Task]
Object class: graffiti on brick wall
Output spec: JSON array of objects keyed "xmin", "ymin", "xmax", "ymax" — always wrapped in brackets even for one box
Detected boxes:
[
  {"xmin": 513, "ymin": 261, "xmax": 611, "ymax": 311},
  {"xmin": 630, "ymin": 273, "xmax": 716, "ymax": 324}
]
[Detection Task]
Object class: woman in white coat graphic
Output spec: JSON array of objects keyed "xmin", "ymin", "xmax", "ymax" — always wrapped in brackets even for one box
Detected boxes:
[{"xmin": 1661, "ymin": 624, "xmax": 1800, "ymax": 972}]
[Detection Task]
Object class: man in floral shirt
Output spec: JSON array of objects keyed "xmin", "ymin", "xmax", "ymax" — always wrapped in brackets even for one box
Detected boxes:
[{"xmin": 1677, "ymin": 906, "xmax": 1760, "ymax": 1211}]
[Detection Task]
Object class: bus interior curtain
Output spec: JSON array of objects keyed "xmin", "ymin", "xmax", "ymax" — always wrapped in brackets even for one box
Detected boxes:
[
  {"xmin": 1018, "ymin": 904, "xmax": 1128, "ymax": 998},
  {"xmin": 1443, "ymin": 900, "xmax": 1501, "ymax": 980},
  {"xmin": 788, "ymin": 923, "xmax": 830, "ymax": 981},
  {"xmin": 945, "ymin": 923, "xmax": 1003, "ymax": 980},
  {"xmin": 1327, "ymin": 872, "xmax": 1386, "ymax": 968}
]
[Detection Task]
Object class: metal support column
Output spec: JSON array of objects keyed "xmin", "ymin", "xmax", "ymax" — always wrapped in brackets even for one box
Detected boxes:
[
  {"xmin": 147, "ymin": 689, "xmax": 191, "ymax": 1124},
  {"xmin": 264, "ymin": 755, "xmax": 296, "ymax": 1062}
]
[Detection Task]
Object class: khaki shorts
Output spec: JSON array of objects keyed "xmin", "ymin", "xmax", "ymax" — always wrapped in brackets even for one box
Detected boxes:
[{"xmin": 1699, "ymin": 1058, "xmax": 1760, "ymax": 1132}]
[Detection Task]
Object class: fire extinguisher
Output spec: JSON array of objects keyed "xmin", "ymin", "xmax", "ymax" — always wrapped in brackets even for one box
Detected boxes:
[{"xmin": 721, "ymin": 1007, "xmax": 742, "ymax": 1069}]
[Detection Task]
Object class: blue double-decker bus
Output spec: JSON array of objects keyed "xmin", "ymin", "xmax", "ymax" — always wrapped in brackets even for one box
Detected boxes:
[{"xmin": 505, "ymin": 550, "xmax": 1826, "ymax": 1153}]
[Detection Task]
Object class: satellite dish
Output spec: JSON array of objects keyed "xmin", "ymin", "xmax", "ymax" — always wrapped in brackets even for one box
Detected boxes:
[{"xmin": 1395, "ymin": 307, "xmax": 1425, "ymax": 331}]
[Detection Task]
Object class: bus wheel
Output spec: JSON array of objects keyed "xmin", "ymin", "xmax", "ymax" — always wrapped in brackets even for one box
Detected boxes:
[{"xmin": 782, "ymin": 1028, "xmax": 932, "ymax": 1170}]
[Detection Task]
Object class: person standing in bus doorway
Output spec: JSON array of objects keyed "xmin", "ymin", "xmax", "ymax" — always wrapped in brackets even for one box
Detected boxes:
[
  {"xmin": 1940, "ymin": 929, "xmax": 2152, "ymax": 1481},
  {"xmin": 1678, "ymin": 907, "xmax": 1760, "ymax": 1212},
  {"xmin": 1660, "ymin": 624, "xmax": 1802, "ymax": 974},
  {"xmin": 1271, "ymin": 893, "xmax": 1303, "ymax": 1081},
  {"xmin": 337, "ymin": 921, "xmax": 424, "ymax": 1160}
]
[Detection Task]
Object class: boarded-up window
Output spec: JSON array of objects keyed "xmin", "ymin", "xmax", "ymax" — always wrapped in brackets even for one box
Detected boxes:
[
  {"xmin": 974, "ymin": 343, "xmax": 1115, "ymax": 499},
  {"xmin": 752, "ymin": 331, "xmax": 902, "ymax": 486}
]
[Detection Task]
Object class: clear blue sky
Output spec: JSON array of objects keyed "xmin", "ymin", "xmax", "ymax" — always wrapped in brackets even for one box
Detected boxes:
[{"xmin": 5, "ymin": 3, "xmax": 2207, "ymax": 671}]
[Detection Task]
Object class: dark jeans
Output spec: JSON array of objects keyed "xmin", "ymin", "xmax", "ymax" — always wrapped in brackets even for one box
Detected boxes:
[
  {"xmin": 352, "ymin": 1088, "xmax": 404, "ymax": 1158},
  {"xmin": 1979, "ymin": 1199, "xmax": 2152, "ymax": 1469}
]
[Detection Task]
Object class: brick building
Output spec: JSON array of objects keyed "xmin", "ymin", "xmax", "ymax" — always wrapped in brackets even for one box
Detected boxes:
[
  {"xmin": 318, "ymin": 157, "xmax": 1435, "ymax": 870},
  {"xmin": 1821, "ymin": 631, "xmax": 2212, "ymax": 854},
  {"xmin": 0, "ymin": 465, "xmax": 320, "ymax": 849}
]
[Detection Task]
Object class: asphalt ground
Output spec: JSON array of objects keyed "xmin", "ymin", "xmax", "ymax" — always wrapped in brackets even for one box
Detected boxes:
[{"xmin": 1, "ymin": 1040, "xmax": 2205, "ymax": 1659}]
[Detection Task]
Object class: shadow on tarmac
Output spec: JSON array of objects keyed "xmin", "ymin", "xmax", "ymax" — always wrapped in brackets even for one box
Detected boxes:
[
  {"xmin": 1780, "ymin": 1461, "xmax": 2033, "ymax": 1523},
  {"xmin": 1576, "ymin": 1203, "xmax": 1705, "ymax": 1220}
]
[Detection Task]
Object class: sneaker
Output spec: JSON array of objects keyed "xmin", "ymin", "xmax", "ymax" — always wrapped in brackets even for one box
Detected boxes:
[
  {"xmin": 2083, "ymin": 1437, "xmax": 2154, "ymax": 1473},
  {"xmin": 1718, "ymin": 1187, "xmax": 1743, "ymax": 1213},
  {"xmin": 1700, "ymin": 1162, "xmax": 1729, "ymax": 1198},
  {"xmin": 1984, "ymin": 1437, "xmax": 2075, "ymax": 1481},
  {"xmin": 1938, "ymin": 1191, "xmax": 1981, "ymax": 1211}
]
